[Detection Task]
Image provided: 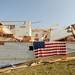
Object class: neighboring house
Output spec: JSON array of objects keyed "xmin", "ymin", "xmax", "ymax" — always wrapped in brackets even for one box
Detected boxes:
[
  {"xmin": 50, "ymin": 26, "xmax": 71, "ymax": 41},
  {"xmin": 5, "ymin": 21, "xmax": 32, "ymax": 37},
  {"xmin": 0, "ymin": 23, "xmax": 13, "ymax": 37},
  {"xmin": 51, "ymin": 25, "xmax": 75, "ymax": 41},
  {"xmin": 55, "ymin": 35, "xmax": 75, "ymax": 41},
  {"xmin": 65, "ymin": 24, "xmax": 75, "ymax": 38}
]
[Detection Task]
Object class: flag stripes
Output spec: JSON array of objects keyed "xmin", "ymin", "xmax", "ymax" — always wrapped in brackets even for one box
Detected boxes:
[{"xmin": 33, "ymin": 41, "xmax": 67, "ymax": 58}]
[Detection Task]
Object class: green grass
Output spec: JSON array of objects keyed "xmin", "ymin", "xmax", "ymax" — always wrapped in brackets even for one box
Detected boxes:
[
  {"xmin": 0, "ymin": 53, "xmax": 75, "ymax": 75},
  {"xmin": 0, "ymin": 59, "xmax": 75, "ymax": 75}
]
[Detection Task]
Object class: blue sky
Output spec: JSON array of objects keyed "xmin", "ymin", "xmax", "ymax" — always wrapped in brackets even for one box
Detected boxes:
[{"xmin": 0, "ymin": 0, "xmax": 75, "ymax": 28}]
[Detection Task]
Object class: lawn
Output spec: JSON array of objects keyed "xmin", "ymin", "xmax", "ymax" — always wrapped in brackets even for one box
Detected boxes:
[{"xmin": 0, "ymin": 55, "xmax": 75, "ymax": 75}]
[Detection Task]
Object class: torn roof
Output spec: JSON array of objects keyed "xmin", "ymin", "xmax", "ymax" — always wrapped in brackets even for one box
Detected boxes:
[{"xmin": 50, "ymin": 26, "xmax": 72, "ymax": 41}]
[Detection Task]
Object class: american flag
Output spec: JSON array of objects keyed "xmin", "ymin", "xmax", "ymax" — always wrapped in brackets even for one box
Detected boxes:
[{"xmin": 33, "ymin": 41, "xmax": 67, "ymax": 58}]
